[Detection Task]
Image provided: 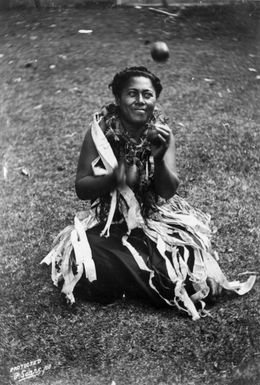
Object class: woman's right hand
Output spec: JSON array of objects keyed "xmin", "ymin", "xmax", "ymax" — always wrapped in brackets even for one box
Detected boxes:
[{"xmin": 114, "ymin": 160, "xmax": 126, "ymax": 189}]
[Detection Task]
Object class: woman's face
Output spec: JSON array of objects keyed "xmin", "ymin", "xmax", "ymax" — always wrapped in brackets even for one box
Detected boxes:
[{"xmin": 117, "ymin": 76, "xmax": 157, "ymax": 127}]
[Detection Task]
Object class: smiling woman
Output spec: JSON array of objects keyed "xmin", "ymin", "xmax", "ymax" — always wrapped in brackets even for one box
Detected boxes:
[
  {"xmin": 118, "ymin": 77, "xmax": 157, "ymax": 129},
  {"xmin": 41, "ymin": 66, "xmax": 256, "ymax": 320}
]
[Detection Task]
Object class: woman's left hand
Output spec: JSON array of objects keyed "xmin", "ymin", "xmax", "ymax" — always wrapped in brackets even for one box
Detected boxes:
[
  {"xmin": 149, "ymin": 123, "xmax": 171, "ymax": 160},
  {"xmin": 148, "ymin": 123, "xmax": 179, "ymax": 199}
]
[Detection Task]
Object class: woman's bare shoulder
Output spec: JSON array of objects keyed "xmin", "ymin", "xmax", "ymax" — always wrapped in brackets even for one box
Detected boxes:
[{"xmin": 82, "ymin": 114, "xmax": 105, "ymax": 142}]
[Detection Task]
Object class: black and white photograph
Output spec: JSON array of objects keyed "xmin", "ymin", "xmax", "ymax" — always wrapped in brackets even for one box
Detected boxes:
[{"xmin": 0, "ymin": 0, "xmax": 259, "ymax": 384}]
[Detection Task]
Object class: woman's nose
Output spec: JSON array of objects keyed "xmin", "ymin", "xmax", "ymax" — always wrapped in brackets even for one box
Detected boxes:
[{"xmin": 136, "ymin": 93, "xmax": 145, "ymax": 104}]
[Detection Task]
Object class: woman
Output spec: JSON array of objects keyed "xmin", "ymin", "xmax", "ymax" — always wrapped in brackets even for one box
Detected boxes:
[{"xmin": 41, "ymin": 67, "xmax": 255, "ymax": 320}]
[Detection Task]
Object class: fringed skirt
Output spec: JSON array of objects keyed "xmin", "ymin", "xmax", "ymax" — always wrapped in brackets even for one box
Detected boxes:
[{"xmin": 41, "ymin": 195, "xmax": 255, "ymax": 320}]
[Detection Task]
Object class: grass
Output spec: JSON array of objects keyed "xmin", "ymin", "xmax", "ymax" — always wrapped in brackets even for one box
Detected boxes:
[{"xmin": 0, "ymin": 3, "xmax": 259, "ymax": 385}]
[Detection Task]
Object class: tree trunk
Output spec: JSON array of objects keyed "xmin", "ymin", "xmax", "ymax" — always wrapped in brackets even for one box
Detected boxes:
[{"xmin": 162, "ymin": 0, "xmax": 169, "ymax": 8}]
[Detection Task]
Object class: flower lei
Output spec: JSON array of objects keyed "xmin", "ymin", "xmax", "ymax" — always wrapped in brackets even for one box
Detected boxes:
[{"xmin": 96, "ymin": 103, "xmax": 169, "ymax": 222}]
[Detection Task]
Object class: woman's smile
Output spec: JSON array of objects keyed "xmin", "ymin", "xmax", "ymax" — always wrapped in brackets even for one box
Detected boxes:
[{"xmin": 133, "ymin": 108, "xmax": 146, "ymax": 113}]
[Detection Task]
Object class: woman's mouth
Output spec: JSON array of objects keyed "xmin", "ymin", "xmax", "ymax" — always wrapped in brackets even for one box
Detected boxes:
[{"xmin": 133, "ymin": 108, "xmax": 146, "ymax": 112}]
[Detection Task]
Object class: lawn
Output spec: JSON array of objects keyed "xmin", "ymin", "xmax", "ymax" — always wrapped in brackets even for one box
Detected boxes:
[{"xmin": 0, "ymin": 3, "xmax": 259, "ymax": 385}]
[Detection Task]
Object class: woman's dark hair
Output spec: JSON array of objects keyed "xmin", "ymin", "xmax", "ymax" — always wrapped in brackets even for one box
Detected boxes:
[{"xmin": 109, "ymin": 66, "xmax": 163, "ymax": 99}]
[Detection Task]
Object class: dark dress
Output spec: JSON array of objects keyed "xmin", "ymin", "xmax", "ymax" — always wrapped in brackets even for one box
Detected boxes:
[{"xmin": 41, "ymin": 106, "xmax": 255, "ymax": 320}]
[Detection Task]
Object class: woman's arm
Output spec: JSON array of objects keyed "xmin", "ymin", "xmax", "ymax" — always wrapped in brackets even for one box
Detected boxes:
[
  {"xmin": 151, "ymin": 124, "xmax": 179, "ymax": 199},
  {"xmin": 75, "ymin": 125, "xmax": 118, "ymax": 201}
]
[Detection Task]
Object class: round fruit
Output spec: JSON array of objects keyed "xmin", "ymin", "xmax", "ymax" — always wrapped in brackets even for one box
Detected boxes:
[{"xmin": 151, "ymin": 41, "xmax": 169, "ymax": 62}]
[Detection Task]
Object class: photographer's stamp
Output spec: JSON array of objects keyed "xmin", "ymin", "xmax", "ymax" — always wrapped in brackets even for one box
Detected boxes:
[{"xmin": 10, "ymin": 359, "xmax": 51, "ymax": 382}]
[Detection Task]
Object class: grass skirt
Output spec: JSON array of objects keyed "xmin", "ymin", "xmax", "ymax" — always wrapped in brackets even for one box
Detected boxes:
[{"xmin": 41, "ymin": 194, "xmax": 255, "ymax": 320}]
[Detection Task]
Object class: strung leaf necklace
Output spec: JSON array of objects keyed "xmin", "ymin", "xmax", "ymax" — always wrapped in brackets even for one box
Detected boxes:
[
  {"xmin": 97, "ymin": 103, "xmax": 168, "ymax": 219},
  {"xmin": 103, "ymin": 104, "xmax": 153, "ymax": 187}
]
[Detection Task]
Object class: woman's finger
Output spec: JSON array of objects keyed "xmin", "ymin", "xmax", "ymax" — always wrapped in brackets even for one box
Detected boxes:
[
  {"xmin": 154, "ymin": 125, "xmax": 171, "ymax": 140},
  {"xmin": 115, "ymin": 162, "xmax": 126, "ymax": 187},
  {"xmin": 154, "ymin": 123, "xmax": 171, "ymax": 133},
  {"xmin": 156, "ymin": 134, "xmax": 167, "ymax": 143}
]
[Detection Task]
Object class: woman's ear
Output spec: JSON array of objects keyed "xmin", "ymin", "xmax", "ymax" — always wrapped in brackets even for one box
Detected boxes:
[{"xmin": 115, "ymin": 96, "xmax": 120, "ymax": 106}]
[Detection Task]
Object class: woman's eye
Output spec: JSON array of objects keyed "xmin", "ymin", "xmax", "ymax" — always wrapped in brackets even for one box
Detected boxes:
[
  {"xmin": 144, "ymin": 93, "xmax": 153, "ymax": 99},
  {"xmin": 128, "ymin": 91, "xmax": 136, "ymax": 97}
]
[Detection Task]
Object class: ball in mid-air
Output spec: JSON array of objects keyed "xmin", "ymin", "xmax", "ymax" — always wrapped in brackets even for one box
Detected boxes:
[{"xmin": 150, "ymin": 41, "xmax": 169, "ymax": 62}]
